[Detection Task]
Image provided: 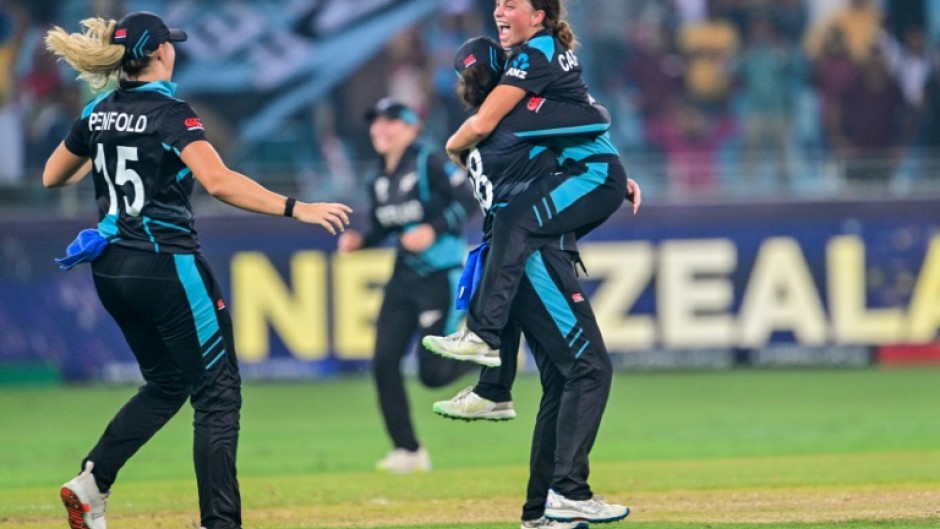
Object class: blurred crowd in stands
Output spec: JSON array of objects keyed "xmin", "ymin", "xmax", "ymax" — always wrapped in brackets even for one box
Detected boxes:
[
  {"xmin": 577, "ymin": 0, "xmax": 940, "ymax": 199},
  {"xmin": 3, "ymin": 0, "xmax": 940, "ymax": 206}
]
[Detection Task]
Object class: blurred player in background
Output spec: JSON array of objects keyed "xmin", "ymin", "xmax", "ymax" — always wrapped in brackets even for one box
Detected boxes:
[
  {"xmin": 43, "ymin": 12, "xmax": 351, "ymax": 529},
  {"xmin": 336, "ymin": 98, "xmax": 478, "ymax": 474}
]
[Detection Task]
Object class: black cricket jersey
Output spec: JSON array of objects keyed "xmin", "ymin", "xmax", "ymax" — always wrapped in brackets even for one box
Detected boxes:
[
  {"xmin": 500, "ymin": 29, "xmax": 621, "ymax": 165},
  {"xmin": 468, "ymin": 96, "xmax": 610, "ymax": 213},
  {"xmin": 362, "ymin": 143, "xmax": 478, "ymax": 276},
  {"xmin": 467, "ymin": 95, "xmax": 610, "ymax": 243},
  {"xmin": 64, "ymin": 80, "xmax": 206, "ymax": 253}
]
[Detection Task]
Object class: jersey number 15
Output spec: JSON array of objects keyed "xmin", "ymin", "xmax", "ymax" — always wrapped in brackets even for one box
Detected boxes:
[{"xmin": 94, "ymin": 143, "xmax": 145, "ymax": 217}]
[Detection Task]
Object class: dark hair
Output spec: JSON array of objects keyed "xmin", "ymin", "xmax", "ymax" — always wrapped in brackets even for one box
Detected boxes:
[
  {"xmin": 528, "ymin": 0, "xmax": 577, "ymax": 50},
  {"xmin": 457, "ymin": 64, "xmax": 501, "ymax": 109}
]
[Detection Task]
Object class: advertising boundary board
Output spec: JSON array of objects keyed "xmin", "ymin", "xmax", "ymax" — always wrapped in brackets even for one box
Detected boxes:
[{"xmin": 1, "ymin": 199, "xmax": 938, "ymax": 381}]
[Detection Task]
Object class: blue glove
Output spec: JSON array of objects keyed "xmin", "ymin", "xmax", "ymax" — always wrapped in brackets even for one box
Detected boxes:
[
  {"xmin": 455, "ymin": 243, "xmax": 489, "ymax": 310},
  {"xmin": 55, "ymin": 229, "xmax": 110, "ymax": 271}
]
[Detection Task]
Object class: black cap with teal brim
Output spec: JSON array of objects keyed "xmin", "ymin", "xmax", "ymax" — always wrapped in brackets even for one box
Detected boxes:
[
  {"xmin": 454, "ymin": 36, "xmax": 505, "ymax": 75},
  {"xmin": 112, "ymin": 11, "xmax": 187, "ymax": 62},
  {"xmin": 365, "ymin": 97, "xmax": 420, "ymax": 125}
]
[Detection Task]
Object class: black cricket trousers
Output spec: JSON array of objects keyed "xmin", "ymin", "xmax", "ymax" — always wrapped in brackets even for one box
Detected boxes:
[
  {"xmin": 475, "ymin": 248, "xmax": 613, "ymax": 522},
  {"xmin": 467, "ymin": 155, "xmax": 627, "ymax": 350},
  {"xmin": 373, "ymin": 264, "xmax": 473, "ymax": 451},
  {"xmin": 87, "ymin": 246, "xmax": 242, "ymax": 529}
]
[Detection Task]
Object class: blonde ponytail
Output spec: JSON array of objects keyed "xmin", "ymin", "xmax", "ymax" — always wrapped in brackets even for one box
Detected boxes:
[{"xmin": 45, "ymin": 18, "xmax": 125, "ymax": 91}]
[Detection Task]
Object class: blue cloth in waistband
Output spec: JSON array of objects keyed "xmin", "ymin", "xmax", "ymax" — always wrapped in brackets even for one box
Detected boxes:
[
  {"xmin": 455, "ymin": 243, "xmax": 489, "ymax": 310},
  {"xmin": 55, "ymin": 229, "xmax": 110, "ymax": 271}
]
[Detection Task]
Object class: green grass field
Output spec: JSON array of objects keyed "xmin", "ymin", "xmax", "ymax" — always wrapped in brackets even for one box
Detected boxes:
[{"xmin": 1, "ymin": 368, "xmax": 938, "ymax": 529}]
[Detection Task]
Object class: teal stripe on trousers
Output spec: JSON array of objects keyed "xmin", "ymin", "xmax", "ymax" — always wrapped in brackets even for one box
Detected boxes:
[
  {"xmin": 173, "ymin": 254, "xmax": 219, "ymax": 348},
  {"xmin": 524, "ymin": 250, "xmax": 577, "ymax": 340},
  {"xmin": 549, "ymin": 162, "xmax": 608, "ymax": 213}
]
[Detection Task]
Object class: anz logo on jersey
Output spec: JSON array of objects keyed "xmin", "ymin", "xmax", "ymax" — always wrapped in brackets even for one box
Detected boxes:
[{"xmin": 505, "ymin": 52, "xmax": 530, "ymax": 80}]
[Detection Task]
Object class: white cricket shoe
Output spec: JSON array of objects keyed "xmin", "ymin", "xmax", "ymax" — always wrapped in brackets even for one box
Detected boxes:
[
  {"xmin": 422, "ymin": 329, "xmax": 501, "ymax": 367},
  {"xmin": 545, "ymin": 489, "xmax": 630, "ymax": 523},
  {"xmin": 522, "ymin": 516, "xmax": 590, "ymax": 528},
  {"xmin": 433, "ymin": 386, "xmax": 516, "ymax": 421},
  {"xmin": 375, "ymin": 446, "xmax": 431, "ymax": 474},
  {"xmin": 60, "ymin": 461, "xmax": 109, "ymax": 529}
]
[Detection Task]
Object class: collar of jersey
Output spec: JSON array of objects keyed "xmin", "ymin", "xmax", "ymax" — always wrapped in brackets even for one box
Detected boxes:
[
  {"xmin": 123, "ymin": 80, "xmax": 178, "ymax": 97},
  {"xmin": 529, "ymin": 28, "xmax": 553, "ymax": 42}
]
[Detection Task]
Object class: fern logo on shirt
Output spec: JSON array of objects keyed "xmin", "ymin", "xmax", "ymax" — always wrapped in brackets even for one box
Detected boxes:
[{"xmin": 506, "ymin": 52, "xmax": 530, "ymax": 79}]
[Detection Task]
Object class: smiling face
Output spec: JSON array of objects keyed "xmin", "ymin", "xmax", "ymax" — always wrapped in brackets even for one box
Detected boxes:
[
  {"xmin": 493, "ymin": 0, "xmax": 545, "ymax": 49},
  {"xmin": 369, "ymin": 117, "xmax": 417, "ymax": 156}
]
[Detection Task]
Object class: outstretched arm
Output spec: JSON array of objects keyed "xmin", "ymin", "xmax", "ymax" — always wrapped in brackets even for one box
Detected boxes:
[
  {"xmin": 445, "ymin": 84, "xmax": 527, "ymax": 167},
  {"xmin": 181, "ymin": 140, "xmax": 352, "ymax": 234},
  {"xmin": 509, "ymin": 98, "xmax": 611, "ymax": 139}
]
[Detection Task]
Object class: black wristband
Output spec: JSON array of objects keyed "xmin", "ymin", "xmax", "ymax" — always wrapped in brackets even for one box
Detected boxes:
[{"xmin": 284, "ymin": 197, "xmax": 297, "ymax": 218}]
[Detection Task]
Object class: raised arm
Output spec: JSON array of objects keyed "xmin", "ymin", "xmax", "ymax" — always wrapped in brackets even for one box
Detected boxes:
[
  {"xmin": 508, "ymin": 98, "xmax": 611, "ymax": 140},
  {"xmin": 445, "ymin": 84, "xmax": 527, "ymax": 166}
]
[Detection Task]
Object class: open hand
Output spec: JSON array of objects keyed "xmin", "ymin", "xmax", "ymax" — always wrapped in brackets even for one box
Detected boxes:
[
  {"xmin": 446, "ymin": 148, "xmax": 466, "ymax": 170},
  {"xmin": 400, "ymin": 223, "xmax": 436, "ymax": 252},
  {"xmin": 337, "ymin": 229, "xmax": 363, "ymax": 254},
  {"xmin": 626, "ymin": 178, "xmax": 642, "ymax": 215},
  {"xmin": 293, "ymin": 202, "xmax": 352, "ymax": 235}
]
